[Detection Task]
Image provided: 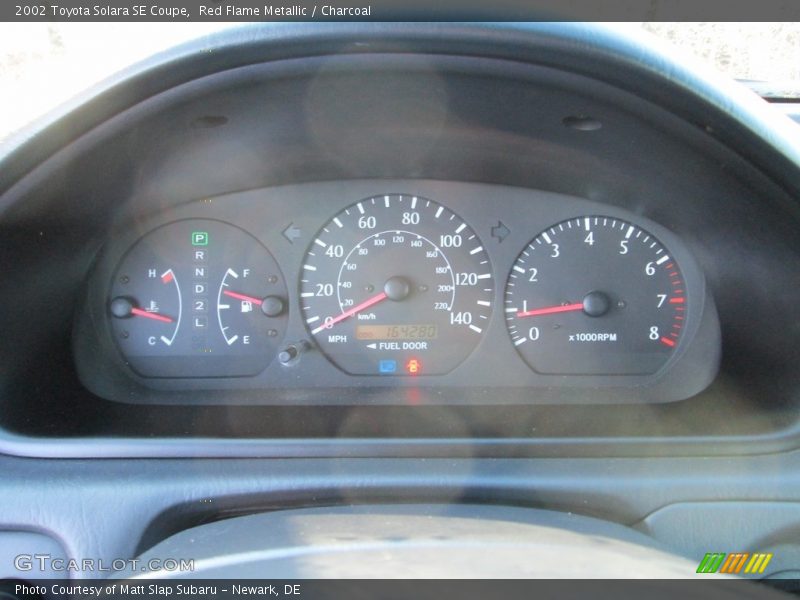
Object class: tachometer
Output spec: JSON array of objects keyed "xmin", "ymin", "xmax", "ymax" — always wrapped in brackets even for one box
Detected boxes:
[
  {"xmin": 505, "ymin": 216, "xmax": 686, "ymax": 375},
  {"xmin": 300, "ymin": 195, "xmax": 493, "ymax": 375}
]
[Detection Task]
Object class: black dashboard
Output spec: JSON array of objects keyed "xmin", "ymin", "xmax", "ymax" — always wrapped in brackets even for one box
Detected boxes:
[
  {"xmin": 2, "ymin": 22, "xmax": 800, "ymax": 582},
  {"xmin": 1, "ymin": 27, "xmax": 797, "ymax": 454}
]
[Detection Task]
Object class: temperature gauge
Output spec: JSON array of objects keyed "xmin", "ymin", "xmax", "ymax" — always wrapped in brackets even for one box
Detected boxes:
[{"xmin": 109, "ymin": 268, "xmax": 182, "ymax": 347}]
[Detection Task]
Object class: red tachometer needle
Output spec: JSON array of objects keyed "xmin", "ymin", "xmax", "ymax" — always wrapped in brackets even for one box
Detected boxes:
[
  {"xmin": 516, "ymin": 302, "xmax": 584, "ymax": 318},
  {"xmin": 223, "ymin": 290, "xmax": 263, "ymax": 305},
  {"xmin": 131, "ymin": 307, "xmax": 174, "ymax": 323},
  {"xmin": 312, "ymin": 291, "xmax": 389, "ymax": 334}
]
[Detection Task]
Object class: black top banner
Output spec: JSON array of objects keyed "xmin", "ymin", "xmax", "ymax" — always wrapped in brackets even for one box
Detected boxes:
[{"xmin": 4, "ymin": 0, "xmax": 800, "ymax": 22}]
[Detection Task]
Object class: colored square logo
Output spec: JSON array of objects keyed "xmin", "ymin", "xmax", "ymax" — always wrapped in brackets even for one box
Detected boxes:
[
  {"xmin": 192, "ymin": 232, "xmax": 209, "ymax": 246},
  {"xmin": 379, "ymin": 360, "xmax": 397, "ymax": 374}
]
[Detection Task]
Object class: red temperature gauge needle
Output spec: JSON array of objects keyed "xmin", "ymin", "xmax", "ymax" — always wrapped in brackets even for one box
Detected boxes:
[
  {"xmin": 516, "ymin": 302, "xmax": 584, "ymax": 318},
  {"xmin": 312, "ymin": 291, "xmax": 388, "ymax": 335},
  {"xmin": 131, "ymin": 307, "xmax": 174, "ymax": 323},
  {"xmin": 223, "ymin": 290, "xmax": 264, "ymax": 305}
]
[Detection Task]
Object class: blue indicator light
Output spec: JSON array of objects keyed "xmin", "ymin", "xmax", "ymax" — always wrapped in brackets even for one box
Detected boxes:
[{"xmin": 379, "ymin": 359, "xmax": 397, "ymax": 374}]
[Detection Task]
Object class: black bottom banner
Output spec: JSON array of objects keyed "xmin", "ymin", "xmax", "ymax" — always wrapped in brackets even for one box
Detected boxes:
[{"xmin": 1, "ymin": 579, "xmax": 797, "ymax": 600}]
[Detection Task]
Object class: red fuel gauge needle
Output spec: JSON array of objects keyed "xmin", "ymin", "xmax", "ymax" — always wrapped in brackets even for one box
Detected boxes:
[
  {"xmin": 516, "ymin": 302, "xmax": 584, "ymax": 318},
  {"xmin": 312, "ymin": 291, "xmax": 388, "ymax": 334},
  {"xmin": 131, "ymin": 307, "xmax": 174, "ymax": 323},
  {"xmin": 223, "ymin": 290, "xmax": 264, "ymax": 305}
]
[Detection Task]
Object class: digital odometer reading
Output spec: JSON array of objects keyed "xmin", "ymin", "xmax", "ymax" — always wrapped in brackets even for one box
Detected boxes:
[
  {"xmin": 504, "ymin": 216, "xmax": 686, "ymax": 375},
  {"xmin": 300, "ymin": 195, "xmax": 493, "ymax": 375},
  {"xmin": 356, "ymin": 324, "xmax": 438, "ymax": 341}
]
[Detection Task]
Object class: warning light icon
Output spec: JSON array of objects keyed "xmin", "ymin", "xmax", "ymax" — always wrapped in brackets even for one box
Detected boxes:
[
  {"xmin": 191, "ymin": 231, "xmax": 209, "ymax": 246},
  {"xmin": 406, "ymin": 359, "xmax": 421, "ymax": 375}
]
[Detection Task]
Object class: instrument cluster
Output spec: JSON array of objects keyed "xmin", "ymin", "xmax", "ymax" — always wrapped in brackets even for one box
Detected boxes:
[{"xmin": 74, "ymin": 180, "xmax": 721, "ymax": 405}]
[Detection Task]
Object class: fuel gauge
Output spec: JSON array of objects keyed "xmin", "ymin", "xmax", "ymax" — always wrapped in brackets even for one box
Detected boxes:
[{"xmin": 217, "ymin": 268, "xmax": 285, "ymax": 347}]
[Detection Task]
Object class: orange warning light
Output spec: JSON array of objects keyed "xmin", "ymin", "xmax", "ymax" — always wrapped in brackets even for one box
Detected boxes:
[{"xmin": 406, "ymin": 359, "xmax": 421, "ymax": 375}]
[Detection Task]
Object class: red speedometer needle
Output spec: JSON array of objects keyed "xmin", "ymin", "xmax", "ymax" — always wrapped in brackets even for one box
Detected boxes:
[
  {"xmin": 223, "ymin": 290, "xmax": 263, "ymax": 305},
  {"xmin": 131, "ymin": 307, "xmax": 174, "ymax": 323},
  {"xmin": 516, "ymin": 302, "xmax": 584, "ymax": 318},
  {"xmin": 312, "ymin": 291, "xmax": 388, "ymax": 334}
]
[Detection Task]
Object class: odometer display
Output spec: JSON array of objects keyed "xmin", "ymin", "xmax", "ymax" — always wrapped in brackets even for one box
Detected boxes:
[
  {"xmin": 356, "ymin": 324, "xmax": 438, "ymax": 341},
  {"xmin": 505, "ymin": 216, "xmax": 686, "ymax": 375},
  {"xmin": 300, "ymin": 195, "xmax": 493, "ymax": 375}
]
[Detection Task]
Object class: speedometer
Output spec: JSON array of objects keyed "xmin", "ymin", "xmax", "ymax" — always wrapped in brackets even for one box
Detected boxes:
[{"xmin": 300, "ymin": 195, "xmax": 493, "ymax": 375}]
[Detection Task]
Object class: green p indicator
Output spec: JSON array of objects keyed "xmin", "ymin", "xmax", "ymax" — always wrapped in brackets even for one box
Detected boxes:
[{"xmin": 192, "ymin": 231, "xmax": 209, "ymax": 246}]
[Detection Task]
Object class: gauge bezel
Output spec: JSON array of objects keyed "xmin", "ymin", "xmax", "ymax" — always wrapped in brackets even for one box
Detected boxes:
[
  {"xmin": 503, "ymin": 215, "xmax": 692, "ymax": 377},
  {"xmin": 93, "ymin": 218, "xmax": 290, "ymax": 379},
  {"xmin": 297, "ymin": 194, "xmax": 495, "ymax": 377}
]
